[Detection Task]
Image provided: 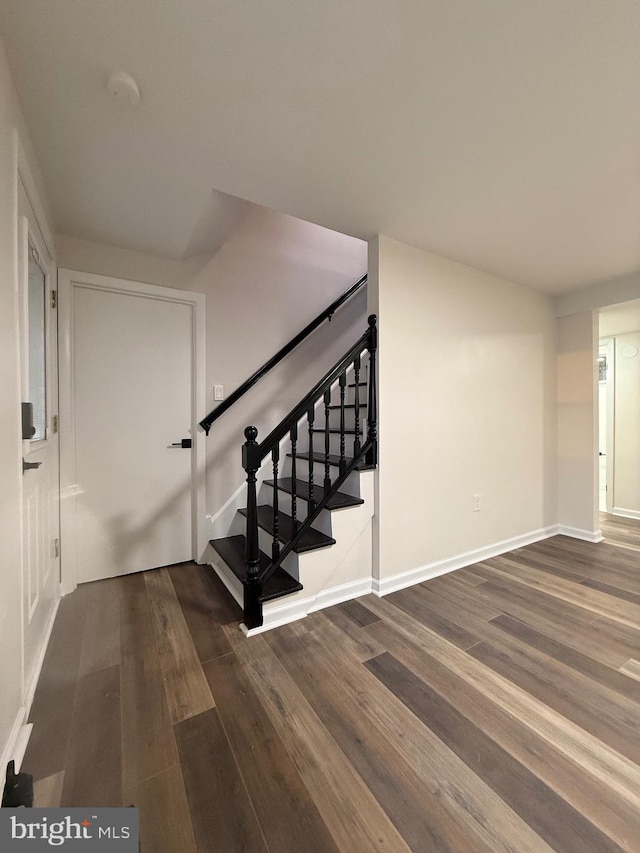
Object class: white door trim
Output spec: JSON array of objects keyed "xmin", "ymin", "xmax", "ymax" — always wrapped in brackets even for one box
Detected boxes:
[
  {"xmin": 14, "ymin": 141, "xmax": 59, "ymax": 767},
  {"xmin": 58, "ymin": 269, "xmax": 206, "ymax": 594},
  {"xmin": 17, "ymin": 142, "xmax": 56, "ymax": 261},
  {"xmin": 601, "ymin": 337, "xmax": 615, "ymax": 514}
]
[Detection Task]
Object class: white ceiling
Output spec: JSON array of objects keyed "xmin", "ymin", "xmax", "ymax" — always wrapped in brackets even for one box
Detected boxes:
[{"xmin": 1, "ymin": 0, "xmax": 639, "ymax": 291}]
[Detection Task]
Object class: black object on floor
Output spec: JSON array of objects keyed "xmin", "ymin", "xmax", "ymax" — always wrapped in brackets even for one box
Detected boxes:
[{"xmin": 1, "ymin": 761, "xmax": 34, "ymax": 808}]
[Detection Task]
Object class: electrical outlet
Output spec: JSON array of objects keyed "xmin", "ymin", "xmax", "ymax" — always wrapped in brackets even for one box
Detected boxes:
[
  {"xmin": 473, "ymin": 494, "xmax": 481, "ymax": 512},
  {"xmin": 214, "ymin": 385, "xmax": 224, "ymax": 401}
]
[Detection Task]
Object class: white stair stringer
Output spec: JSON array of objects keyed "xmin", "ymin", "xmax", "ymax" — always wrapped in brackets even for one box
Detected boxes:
[
  {"xmin": 241, "ymin": 469, "xmax": 374, "ymax": 635},
  {"xmin": 209, "ymin": 547, "xmax": 244, "ymax": 608}
]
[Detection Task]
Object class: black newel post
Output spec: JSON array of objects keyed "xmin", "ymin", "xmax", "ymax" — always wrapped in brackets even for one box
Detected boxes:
[
  {"xmin": 242, "ymin": 425, "xmax": 263, "ymax": 629},
  {"xmin": 366, "ymin": 315, "xmax": 378, "ymax": 466}
]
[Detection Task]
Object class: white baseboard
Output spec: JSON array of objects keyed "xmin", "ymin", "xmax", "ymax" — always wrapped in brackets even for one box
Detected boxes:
[
  {"xmin": 308, "ymin": 577, "xmax": 372, "ymax": 614},
  {"xmin": 1, "ymin": 595, "xmax": 60, "ymax": 777},
  {"xmin": 372, "ymin": 525, "xmax": 559, "ymax": 597},
  {"xmin": 0, "ymin": 710, "xmax": 32, "ymax": 775},
  {"xmin": 612, "ymin": 508, "xmax": 640, "ymax": 521},
  {"xmin": 241, "ymin": 595, "xmax": 313, "ymax": 636},
  {"xmin": 219, "ymin": 519, "xmax": 612, "ymax": 636},
  {"xmin": 23, "ymin": 597, "xmax": 60, "ymax": 718},
  {"xmin": 241, "ymin": 576, "xmax": 373, "ymax": 636},
  {"xmin": 555, "ymin": 525, "xmax": 604, "ymax": 543}
]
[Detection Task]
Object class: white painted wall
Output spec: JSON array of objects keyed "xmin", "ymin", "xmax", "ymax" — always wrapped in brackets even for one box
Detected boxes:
[
  {"xmin": 557, "ymin": 272, "xmax": 640, "ymax": 317},
  {"xmin": 557, "ymin": 312, "xmax": 599, "ymax": 535},
  {"xmin": 600, "ymin": 300, "xmax": 640, "ymax": 338},
  {"xmin": 191, "ymin": 205, "xmax": 367, "ymax": 528},
  {"xmin": 0, "ymin": 32, "xmax": 54, "ymax": 769},
  {"xmin": 56, "ymin": 204, "xmax": 368, "ymax": 536},
  {"xmin": 612, "ymin": 331, "xmax": 640, "ymax": 517},
  {"xmin": 369, "ymin": 235, "xmax": 557, "ymax": 584},
  {"xmin": 56, "ymin": 233, "xmax": 196, "ymax": 290}
]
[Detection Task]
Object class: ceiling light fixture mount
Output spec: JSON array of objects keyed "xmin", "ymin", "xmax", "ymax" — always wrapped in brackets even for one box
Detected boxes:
[{"xmin": 106, "ymin": 70, "xmax": 141, "ymax": 108}]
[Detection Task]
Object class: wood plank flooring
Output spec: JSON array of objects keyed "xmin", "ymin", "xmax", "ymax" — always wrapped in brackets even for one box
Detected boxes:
[{"xmin": 23, "ymin": 516, "xmax": 640, "ymax": 852}]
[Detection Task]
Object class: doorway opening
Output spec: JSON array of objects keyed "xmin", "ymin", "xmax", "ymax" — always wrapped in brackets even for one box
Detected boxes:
[{"xmin": 597, "ymin": 300, "xmax": 640, "ymax": 530}]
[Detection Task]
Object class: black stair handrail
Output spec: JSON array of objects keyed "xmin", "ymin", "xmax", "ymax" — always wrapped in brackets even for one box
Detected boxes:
[
  {"xmin": 241, "ymin": 315, "xmax": 377, "ymax": 629},
  {"xmin": 199, "ymin": 274, "xmax": 367, "ymax": 434}
]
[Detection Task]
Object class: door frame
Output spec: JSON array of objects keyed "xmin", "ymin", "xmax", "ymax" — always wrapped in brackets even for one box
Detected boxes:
[
  {"xmin": 599, "ymin": 337, "xmax": 615, "ymax": 514},
  {"xmin": 58, "ymin": 269, "xmax": 206, "ymax": 594},
  {"xmin": 17, "ymin": 141, "xmax": 60, "ymax": 717}
]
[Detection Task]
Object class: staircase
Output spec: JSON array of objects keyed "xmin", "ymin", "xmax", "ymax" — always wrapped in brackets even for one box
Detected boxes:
[{"xmin": 202, "ymin": 308, "xmax": 377, "ymax": 633}]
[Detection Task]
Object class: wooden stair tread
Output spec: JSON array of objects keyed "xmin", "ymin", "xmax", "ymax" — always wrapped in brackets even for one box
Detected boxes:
[
  {"xmin": 209, "ymin": 535, "xmax": 303, "ymax": 602},
  {"xmin": 238, "ymin": 507, "xmax": 335, "ymax": 552},
  {"xmin": 264, "ymin": 478, "xmax": 364, "ymax": 510},
  {"xmin": 328, "ymin": 403, "xmax": 367, "ymax": 410},
  {"xmin": 292, "ymin": 451, "xmax": 376, "ymax": 471},
  {"xmin": 311, "ymin": 428, "xmax": 358, "ymax": 434}
]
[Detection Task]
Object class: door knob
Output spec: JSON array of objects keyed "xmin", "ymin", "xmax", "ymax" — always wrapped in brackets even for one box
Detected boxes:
[
  {"xmin": 171, "ymin": 439, "xmax": 192, "ymax": 448},
  {"xmin": 22, "ymin": 459, "xmax": 42, "ymax": 473}
]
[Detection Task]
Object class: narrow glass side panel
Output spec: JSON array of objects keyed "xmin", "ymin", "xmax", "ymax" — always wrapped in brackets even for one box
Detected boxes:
[{"xmin": 28, "ymin": 245, "xmax": 46, "ymax": 441}]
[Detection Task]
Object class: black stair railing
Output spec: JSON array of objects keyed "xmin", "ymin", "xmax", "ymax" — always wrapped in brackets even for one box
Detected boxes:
[
  {"xmin": 241, "ymin": 315, "xmax": 377, "ymax": 629},
  {"xmin": 199, "ymin": 273, "xmax": 367, "ymax": 434}
]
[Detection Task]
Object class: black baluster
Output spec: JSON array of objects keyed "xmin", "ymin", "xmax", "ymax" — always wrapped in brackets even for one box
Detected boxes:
[
  {"xmin": 353, "ymin": 354, "xmax": 361, "ymax": 459},
  {"xmin": 242, "ymin": 425, "xmax": 263, "ymax": 629},
  {"xmin": 366, "ymin": 315, "xmax": 378, "ymax": 466},
  {"xmin": 307, "ymin": 405, "xmax": 315, "ymax": 514},
  {"xmin": 290, "ymin": 422, "xmax": 298, "ymax": 531},
  {"xmin": 339, "ymin": 372, "xmax": 347, "ymax": 475},
  {"xmin": 323, "ymin": 388, "xmax": 331, "ymax": 492},
  {"xmin": 271, "ymin": 445, "xmax": 280, "ymax": 563}
]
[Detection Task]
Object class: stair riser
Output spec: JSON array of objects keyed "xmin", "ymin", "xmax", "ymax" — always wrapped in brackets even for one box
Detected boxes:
[
  {"xmin": 260, "ymin": 492, "xmax": 335, "ymax": 537},
  {"xmin": 278, "ymin": 460, "xmax": 363, "ymax": 496},
  {"xmin": 261, "ymin": 401, "xmax": 367, "ymax": 463},
  {"xmin": 227, "ymin": 511, "xmax": 248, "ymax": 539},
  {"xmin": 324, "ymin": 408, "xmax": 367, "ymax": 430},
  {"xmin": 307, "ymin": 432, "xmax": 365, "ymax": 459},
  {"xmin": 230, "ymin": 511, "xmax": 323, "ymax": 565},
  {"xmin": 209, "ymin": 534, "xmax": 303, "ymax": 607},
  {"xmin": 254, "ymin": 524, "xmax": 315, "ymax": 571},
  {"xmin": 208, "ymin": 550, "xmax": 244, "ymax": 608},
  {"xmin": 260, "ymin": 472, "xmax": 375, "ymax": 630}
]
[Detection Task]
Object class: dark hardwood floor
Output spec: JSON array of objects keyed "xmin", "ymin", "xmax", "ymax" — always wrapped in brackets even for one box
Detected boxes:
[{"xmin": 24, "ymin": 516, "xmax": 640, "ymax": 852}]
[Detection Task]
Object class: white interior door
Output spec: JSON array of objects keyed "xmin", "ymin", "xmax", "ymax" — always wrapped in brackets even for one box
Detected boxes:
[
  {"xmin": 18, "ymin": 198, "xmax": 59, "ymax": 702},
  {"xmin": 59, "ymin": 272, "xmax": 205, "ymax": 585}
]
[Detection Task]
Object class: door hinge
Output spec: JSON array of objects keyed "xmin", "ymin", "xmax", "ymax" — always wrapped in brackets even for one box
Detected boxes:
[
  {"xmin": 51, "ymin": 290, "xmax": 57, "ymax": 309},
  {"xmin": 53, "ymin": 538, "xmax": 60, "ymax": 558},
  {"xmin": 52, "ymin": 414, "xmax": 59, "ymax": 434}
]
